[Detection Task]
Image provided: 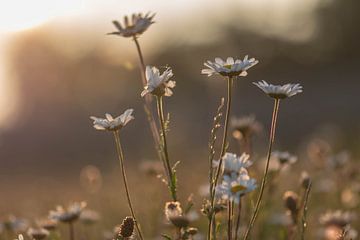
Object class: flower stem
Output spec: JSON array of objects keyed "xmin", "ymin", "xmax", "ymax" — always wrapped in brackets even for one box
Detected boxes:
[
  {"xmin": 243, "ymin": 98, "xmax": 280, "ymax": 240},
  {"xmin": 227, "ymin": 200, "xmax": 233, "ymax": 240},
  {"xmin": 113, "ymin": 131, "xmax": 144, "ymax": 240},
  {"xmin": 69, "ymin": 222, "xmax": 75, "ymax": 240},
  {"xmin": 300, "ymin": 182, "xmax": 312, "ymax": 240},
  {"xmin": 156, "ymin": 96, "xmax": 177, "ymax": 201},
  {"xmin": 208, "ymin": 76, "xmax": 233, "ymax": 240},
  {"xmin": 132, "ymin": 37, "xmax": 163, "ymax": 165},
  {"xmin": 234, "ymin": 199, "xmax": 242, "ymax": 240}
]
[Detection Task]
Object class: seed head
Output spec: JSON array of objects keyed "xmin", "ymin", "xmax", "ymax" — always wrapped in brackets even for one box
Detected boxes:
[
  {"xmin": 116, "ymin": 217, "xmax": 134, "ymax": 239},
  {"xmin": 283, "ymin": 191, "xmax": 299, "ymax": 222}
]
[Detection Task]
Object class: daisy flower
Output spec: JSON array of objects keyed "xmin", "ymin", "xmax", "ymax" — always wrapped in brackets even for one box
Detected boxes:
[
  {"xmin": 201, "ymin": 56, "xmax": 258, "ymax": 77},
  {"xmin": 217, "ymin": 170, "xmax": 257, "ymax": 204},
  {"xmin": 231, "ymin": 115, "xmax": 262, "ymax": 140},
  {"xmin": 108, "ymin": 12, "xmax": 155, "ymax": 38},
  {"xmin": 49, "ymin": 202, "xmax": 87, "ymax": 223},
  {"xmin": 271, "ymin": 151, "xmax": 298, "ymax": 166},
  {"xmin": 214, "ymin": 152, "xmax": 252, "ymax": 175},
  {"xmin": 141, "ymin": 66, "xmax": 175, "ymax": 97},
  {"xmin": 319, "ymin": 210, "xmax": 356, "ymax": 228},
  {"xmin": 90, "ymin": 109, "xmax": 134, "ymax": 131},
  {"xmin": 253, "ymin": 80, "xmax": 303, "ymax": 99}
]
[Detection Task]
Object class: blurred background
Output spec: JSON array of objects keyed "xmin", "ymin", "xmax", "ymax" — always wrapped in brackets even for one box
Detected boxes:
[{"xmin": 0, "ymin": 0, "xmax": 359, "ymax": 238}]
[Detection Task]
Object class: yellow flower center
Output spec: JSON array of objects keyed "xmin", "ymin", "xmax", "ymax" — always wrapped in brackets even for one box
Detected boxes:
[
  {"xmin": 223, "ymin": 64, "xmax": 233, "ymax": 69},
  {"xmin": 231, "ymin": 184, "xmax": 247, "ymax": 193}
]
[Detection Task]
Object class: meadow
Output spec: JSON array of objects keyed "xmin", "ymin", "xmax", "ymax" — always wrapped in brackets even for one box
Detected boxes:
[{"xmin": 1, "ymin": 1, "xmax": 359, "ymax": 240}]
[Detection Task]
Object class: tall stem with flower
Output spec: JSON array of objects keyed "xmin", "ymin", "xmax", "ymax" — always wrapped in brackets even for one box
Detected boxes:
[
  {"xmin": 108, "ymin": 13, "xmax": 164, "ymax": 175},
  {"xmin": 90, "ymin": 109, "xmax": 144, "ymax": 240},
  {"xmin": 201, "ymin": 56, "xmax": 258, "ymax": 240},
  {"xmin": 141, "ymin": 65, "xmax": 178, "ymax": 201},
  {"xmin": 243, "ymin": 81, "xmax": 303, "ymax": 240}
]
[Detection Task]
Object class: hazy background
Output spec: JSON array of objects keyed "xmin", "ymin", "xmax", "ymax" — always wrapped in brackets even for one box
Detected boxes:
[{"xmin": 0, "ymin": 0, "xmax": 359, "ymax": 222}]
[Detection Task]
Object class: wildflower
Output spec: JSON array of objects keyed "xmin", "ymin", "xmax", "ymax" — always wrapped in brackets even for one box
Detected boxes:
[
  {"xmin": 164, "ymin": 201, "xmax": 183, "ymax": 221},
  {"xmin": 141, "ymin": 66, "xmax": 175, "ymax": 97},
  {"xmin": 319, "ymin": 210, "xmax": 356, "ymax": 228},
  {"xmin": 49, "ymin": 202, "xmax": 87, "ymax": 223},
  {"xmin": 108, "ymin": 13, "xmax": 155, "ymax": 38},
  {"xmin": 27, "ymin": 228, "xmax": 49, "ymax": 240},
  {"xmin": 231, "ymin": 115, "xmax": 262, "ymax": 141},
  {"xmin": 36, "ymin": 219, "xmax": 58, "ymax": 231},
  {"xmin": 271, "ymin": 151, "xmax": 297, "ymax": 166},
  {"xmin": 217, "ymin": 169, "xmax": 257, "ymax": 204},
  {"xmin": 201, "ymin": 56, "xmax": 258, "ymax": 77},
  {"xmin": 80, "ymin": 210, "xmax": 100, "ymax": 225},
  {"xmin": 3, "ymin": 216, "xmax": 29, "ymax": 232},
  {"xmin": 115, "ymin": 217, "xmax": 135, "ymax": 240},
  {"xmin": 214, "ymin": 153, "xmax": 252, "ymax": 175},
  {"xmin": 90, "ymin": 109, "xmax": 134, "ymax": 131},
  {"xmin": 253, "ymin": 80, "xmax": 303, "ymax": 99}
]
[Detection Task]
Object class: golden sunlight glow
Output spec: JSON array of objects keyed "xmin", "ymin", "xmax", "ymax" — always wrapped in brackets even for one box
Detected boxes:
[{"xmin": 0, "ymin": 0, "xmax": 83, "ymax": 32}]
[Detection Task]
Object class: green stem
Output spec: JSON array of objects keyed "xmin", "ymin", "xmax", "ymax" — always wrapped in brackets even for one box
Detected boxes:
[
  {"xmin": 208, "ymin": 77, "xmax": 233, "ymax": 240},
  {"xmin": 227, "ymin": 200, "xmax": 233, "ymax": 240},
  {"xmin": 156, "ymin": 96, "xmax": 177, "ymax": 201},
  {"xmin": 243, "ymin": 98, "xmax": 280, "ymax": 240},
  {"xmin": 133, "ymin": 36, "xmax": 164, "ymax": 167},
  {"xmin": 234, "ymin": 199, "xmax": 242, "ymax": 240},
  {"xmin": 113, "ymin": 131, "xmax": 144, "ymax": 240},
  {"xmin": 301, "ymin": 182, "xmax": 312, "ymax": 240}
]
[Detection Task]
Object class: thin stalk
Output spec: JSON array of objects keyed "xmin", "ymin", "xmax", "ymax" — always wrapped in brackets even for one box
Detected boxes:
[
  {"xmin": 132, "ymin": 37, "xmax": 163, "ymax": 163},
  {"xmin": 227, "ymin": 201, "xmax": 233, "ymax": 240},
  {"xmin": 234, "ymin": 199, "xmax": 242, "ymax": 240},
  {"xmin": 300, "ymin": 182, "xmax": 312, "ymax": 240},
  {"xmin": 156, "ymin": 96, "xmax": 177, "ymax": 201},
  {"xmin": 208, "ymin": 77, "xmax": 233, "ymax": 240},
  {"xmin": 113, "ymin": 131, "xmax": 144, "ymax": 240},
  {"xmin": 133, "ymin": 37, "xmax": 146, "ymax": 85},
  {"xmin": 69, "ymin": 222, "xmax": 75, "ymax": 240},
  {"xmin": 243, "ymin": 98, "xmax": 280, "ymax": 240}
]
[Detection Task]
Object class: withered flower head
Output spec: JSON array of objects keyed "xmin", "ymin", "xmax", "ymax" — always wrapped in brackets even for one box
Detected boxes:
[
  {"xmin": 299, "ymin": 171, "xmax": 311, "ymax": 189},
  {"xmin": 164, "ymin": 201, "xmax": 183, "ymax": 221},
  {"xmin": 283, "ymin": 191, "xmax": 299, "ymax": 214}
]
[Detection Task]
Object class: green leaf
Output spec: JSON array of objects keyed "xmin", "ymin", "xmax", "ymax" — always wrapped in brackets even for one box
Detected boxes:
[{"xmin": 161, "ymin": 234, "xmax": 173, "ymax": 240}]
